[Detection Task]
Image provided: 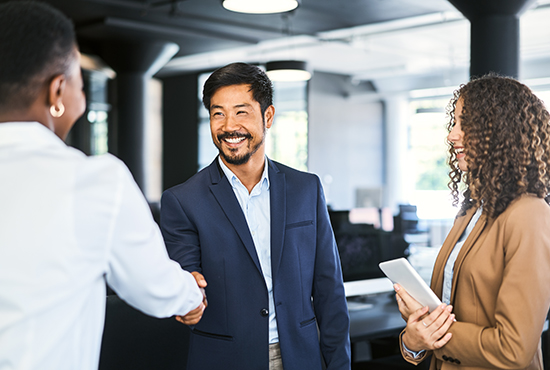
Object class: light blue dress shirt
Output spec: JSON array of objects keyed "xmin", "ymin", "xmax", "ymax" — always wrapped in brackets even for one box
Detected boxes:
[
  {"xmin": 441, "ymin": 207, "xmax": 482, "ymax": 304},
  {"xmin": 218, "ymin": 157, "xmax": 279, "ymax": 344}
]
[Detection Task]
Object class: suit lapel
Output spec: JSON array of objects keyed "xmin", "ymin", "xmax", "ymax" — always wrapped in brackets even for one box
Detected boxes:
[
  {"xmin": 207, "ymin": 159, "xmax": 263, "ymax": 274},
  {"xmin": 268, "ymin": 160, "xmax": 286, "ymax": 281}
]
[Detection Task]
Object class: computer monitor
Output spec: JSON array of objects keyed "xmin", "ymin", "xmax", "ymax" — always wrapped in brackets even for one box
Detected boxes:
[
  {"xmin": 335, "ymin": 227, "xmax": 387, "ymax": 281},
  {"xmin": 330, "ymin": 210, "xmax": 408, "ymax": 282}
]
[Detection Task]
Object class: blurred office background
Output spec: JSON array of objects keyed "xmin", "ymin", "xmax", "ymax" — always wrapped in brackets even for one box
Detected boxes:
[
  {"xmin": 55, "ymin": 0, "xmax": 550, "ymax": 248},
  {"xmin": 9, "ymin": 0, "xmax": 550, "ymax": 368}
]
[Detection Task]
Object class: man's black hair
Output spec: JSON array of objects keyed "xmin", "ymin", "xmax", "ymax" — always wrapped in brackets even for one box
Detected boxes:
[
  {"xmin": 0, "ymin": 1, "xmax": 76, "ymax": 110},
  {"xmin": 202, "ymin": 62, "xmax": 274, "ymax": 115}
]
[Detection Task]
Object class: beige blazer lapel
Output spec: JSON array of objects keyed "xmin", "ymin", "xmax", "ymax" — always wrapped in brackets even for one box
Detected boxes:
[
  {"xmin": 430, "ymin": 207, "xmax": 481, "ymax": 298},
  {"xmin": 449, "ymin": 211, "xmax": 489, "ymax": 303}
]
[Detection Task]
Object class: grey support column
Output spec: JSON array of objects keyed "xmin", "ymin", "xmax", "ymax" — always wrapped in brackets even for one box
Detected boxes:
[
  {"xmin": 448, "ymin": 0, "xmax": 535, "ymax": 78},
  {"xmin": 98, "ymin": 40, "xmax": 179, "ymax": 192},
  {"xmin": 160, "ymin": 73, "xmax": 200, "ymax": 191}
]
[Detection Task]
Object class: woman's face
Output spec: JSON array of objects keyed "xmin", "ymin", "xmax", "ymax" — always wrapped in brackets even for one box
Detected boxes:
[
  {"xmin": 448, "ymin": 97, "xmax": 467, "ymax": 172},
  {"xmin": 54, "ymin": 49, "xmax": 86, "ymax": 140}
]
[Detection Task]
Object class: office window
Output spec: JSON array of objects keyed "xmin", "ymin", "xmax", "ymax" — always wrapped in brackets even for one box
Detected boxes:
[
  {"xmin": 144, "ymin": 79, "xmax": 163, "ymax": 202},
  {"xmin": 267, "ymin": 81, "xmax": 308, "ymax": 171},
  {"xmin": 535, "ymin": 90, "xmax": 550, "ymax": 107},
  {"xmin": 409, "ymin": 100, "xmax": 449, "ymax": 191},
  {"xmin": 198, "ymin": 72, "xmax": 308, "ymax": 171},
  {"xmin": 87, "ymin": 110, "xmax": 109, "ymax": 155},
  {"xmin": 408, "ymin": 99, "xmax": 457, "ymax": 221},
  {"xmin": 85, "ymin": 70, "xmax": 110, "ymax": 156}
]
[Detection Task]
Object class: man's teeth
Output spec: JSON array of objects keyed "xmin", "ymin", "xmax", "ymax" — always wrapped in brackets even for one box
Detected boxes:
[{"xmin": 225, "ymin": 137, "xmax": 246, "ymax": 144}]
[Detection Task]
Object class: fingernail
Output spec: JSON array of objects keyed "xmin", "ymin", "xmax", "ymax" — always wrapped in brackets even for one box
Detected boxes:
[
  {"xmin": 447, "ymin": 305, "xmax": 453, "ymax": 312},
  {"xmin": 394, "ymin": 284, "xmax": 400, "ymax": 291}
]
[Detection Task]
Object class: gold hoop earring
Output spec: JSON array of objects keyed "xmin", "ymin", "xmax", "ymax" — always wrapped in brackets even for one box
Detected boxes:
[{"xmin": 50, "ymin": 103, "xmax": 65, "ymax": 118}]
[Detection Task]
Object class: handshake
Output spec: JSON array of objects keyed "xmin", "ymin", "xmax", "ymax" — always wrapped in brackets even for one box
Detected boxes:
[{"xmin": 175, "ymin": 271, "xmax": 208, "ymax": 326}]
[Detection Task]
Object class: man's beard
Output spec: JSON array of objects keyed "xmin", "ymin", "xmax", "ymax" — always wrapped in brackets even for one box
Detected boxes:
[{"xmin": 215, "ymin": 128, "xmax": 266, "ymax": 165}]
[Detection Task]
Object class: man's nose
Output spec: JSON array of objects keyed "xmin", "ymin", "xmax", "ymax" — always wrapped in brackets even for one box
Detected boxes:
[{"xmin": 223, "ymin": 115, "xmax": 240, "ymax": 131}]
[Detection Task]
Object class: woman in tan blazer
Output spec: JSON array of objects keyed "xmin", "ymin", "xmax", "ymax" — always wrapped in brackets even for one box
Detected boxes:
[{"xmin": 395, "ymin": 75, "xmax": 550, "ymax": 370}]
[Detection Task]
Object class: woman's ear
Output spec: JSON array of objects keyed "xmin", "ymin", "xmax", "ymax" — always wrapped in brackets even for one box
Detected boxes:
[{"xmin": 47, "ymin": 74, "xmax": 67, "ymax": 115}]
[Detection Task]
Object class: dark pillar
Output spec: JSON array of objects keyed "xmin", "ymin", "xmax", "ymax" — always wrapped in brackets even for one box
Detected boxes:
[
  {"xmin": 448, "ymin": 0, "xmax": 535, "ymax": 78},
  {"xmin": 160, "ymin": 73, "xmax": 200, "ymax": 191},
  {"xmin": 97, "ymin": 40, "xmax": 179, "ymax": 191}
]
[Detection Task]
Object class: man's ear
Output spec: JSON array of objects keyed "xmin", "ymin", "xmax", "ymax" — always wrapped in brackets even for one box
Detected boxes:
[
  {"xmin": 264, "ymin": 105, "xmax": 275, "ymax": 129},
  {"xmin": 47, "ymin": 74, "xmax": 67, "ymax": 108}
]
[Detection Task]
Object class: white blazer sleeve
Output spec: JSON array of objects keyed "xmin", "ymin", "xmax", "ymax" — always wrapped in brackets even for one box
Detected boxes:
[{"xmin": 104, "ymin": 161, "xmax": 202, "ymax": 318}]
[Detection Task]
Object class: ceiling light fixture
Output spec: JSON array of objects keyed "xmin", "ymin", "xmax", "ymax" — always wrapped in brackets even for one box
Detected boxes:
[
  {"xmin": 265, "ymin": 60, "xmax": 311, "ymax": 82},
  {"xmin": 221, "ymin": 0, "xmax": 299, "ymax": 14}
]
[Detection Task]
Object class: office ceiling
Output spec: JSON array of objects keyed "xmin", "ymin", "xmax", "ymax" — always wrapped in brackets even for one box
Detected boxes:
[
  {"xmin": 12, "ymin": 0, "xmax": 550, "ymax": 92},
  {"xmin": 38, "ymin": 0, "xmax": 455, "ymax": 55}
]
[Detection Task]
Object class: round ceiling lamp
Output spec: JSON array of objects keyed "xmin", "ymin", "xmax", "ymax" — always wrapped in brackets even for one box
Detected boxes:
[
  {"xmin": 265, "ymin": 60, "xmax": 312, "ymax": 82},
  {"xmin": 222, "ymin": 0, "xmax": 299, "ymax": 14}
]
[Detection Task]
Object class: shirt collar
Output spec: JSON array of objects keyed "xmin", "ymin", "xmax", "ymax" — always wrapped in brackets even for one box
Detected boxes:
[
  {"xmin": 0, "ymin": 121, "xmax": 65, "ymax": 148},
  {"xmin": 217, "ymin": 156, "xmax": 270, "ymax": 192}
]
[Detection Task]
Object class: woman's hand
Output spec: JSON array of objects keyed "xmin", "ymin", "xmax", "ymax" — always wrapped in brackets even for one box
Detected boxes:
[
  {"xmin": 402, "ymin": 303, "xmax": 455, "ymax": 352},
  {"xmin": 394, "ymin": 283, "xmax": 423, "ymax": 322},
  {"xmin": 394, "ymin": 283, "xmax": 455, "ymax": 352}
]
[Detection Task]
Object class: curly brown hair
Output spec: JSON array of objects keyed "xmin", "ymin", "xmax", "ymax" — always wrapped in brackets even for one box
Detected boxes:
[{"xmin": 446, "ymin": 74, "xmax": 550, "ymax": 218}]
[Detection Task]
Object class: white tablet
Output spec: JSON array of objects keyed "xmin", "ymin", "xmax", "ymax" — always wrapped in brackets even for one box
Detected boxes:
[{"xmin": 379, "ymin": 257, "xmax": 442, "ymax": 312}]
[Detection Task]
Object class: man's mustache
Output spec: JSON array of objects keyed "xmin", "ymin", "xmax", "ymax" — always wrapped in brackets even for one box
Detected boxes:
[{"xmin": 217, "ymin": 132, "xmax": 252, "ymax": 141}]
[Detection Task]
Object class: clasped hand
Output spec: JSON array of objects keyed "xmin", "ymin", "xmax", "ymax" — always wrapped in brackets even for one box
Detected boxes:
[
  {"xmin": 175, "ymin": 271, "xmax": 208, "ymax": 326},
  {"xmin": 394, "ymin": 283, "xmax": 455, "ymax": 352}
]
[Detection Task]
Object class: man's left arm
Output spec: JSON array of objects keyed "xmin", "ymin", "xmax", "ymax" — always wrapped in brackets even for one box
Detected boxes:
[{"xmin": 311, "ymin": 177, "xmax": 352, "ymax": 370}]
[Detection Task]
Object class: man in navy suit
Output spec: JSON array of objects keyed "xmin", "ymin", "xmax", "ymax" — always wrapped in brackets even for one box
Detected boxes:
[{"xmin": 160, "ymin": 62, "xmax": 351, "ymax": 370}]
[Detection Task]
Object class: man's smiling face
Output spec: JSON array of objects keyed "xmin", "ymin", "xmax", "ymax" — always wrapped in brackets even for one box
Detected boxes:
[{"xmin": 209, "ymin": 83, "xmax": 273, "ymax": 166}]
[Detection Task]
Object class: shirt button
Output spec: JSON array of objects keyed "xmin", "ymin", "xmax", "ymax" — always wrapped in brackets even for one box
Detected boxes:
[{"xmin": 260, "ymin": 308, "xmax": 269, "ymax": 317}]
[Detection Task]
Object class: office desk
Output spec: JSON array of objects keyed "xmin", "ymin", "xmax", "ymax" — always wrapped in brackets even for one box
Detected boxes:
[
  {"xmin": 348, "ymin": 292, "xmax": 405, "ymax": 342},
  {"xmin": 348, "ymin": 292, "xmax": 406, "ymax": 364}
]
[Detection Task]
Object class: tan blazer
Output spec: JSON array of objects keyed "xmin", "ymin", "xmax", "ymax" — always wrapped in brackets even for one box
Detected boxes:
[{"xmin": 401, "ymin": 194, "xmax": 550, "ymax": 369}]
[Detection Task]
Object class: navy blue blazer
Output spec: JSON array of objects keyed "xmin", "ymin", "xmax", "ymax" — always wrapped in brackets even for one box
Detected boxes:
[{"xmin": 160, "ymin": 158, "xmax": 351, "ymax": 370}]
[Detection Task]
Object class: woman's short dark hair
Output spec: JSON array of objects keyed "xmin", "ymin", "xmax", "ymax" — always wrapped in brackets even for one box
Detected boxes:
[
  {"xmin": 202, "ymin": 62, "xmax": 274, "ymax": 116},
  {"xmin": 446, "ymin": 74, "xmax": 550, "ymax": 218},
  {"xmin": 0, "ymin": 1, "xmax": 77, "ymax": 110}
]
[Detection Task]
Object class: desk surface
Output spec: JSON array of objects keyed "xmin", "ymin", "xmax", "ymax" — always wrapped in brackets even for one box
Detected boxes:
[{"xmin": 348, "ymin": 292, "xmax": 406, "ymax": 342}]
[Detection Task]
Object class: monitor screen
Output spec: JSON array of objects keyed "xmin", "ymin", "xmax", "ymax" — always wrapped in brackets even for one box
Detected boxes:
[{"xmin": 330, "ymin": 210, "xmax": 408, "ymax": 282}]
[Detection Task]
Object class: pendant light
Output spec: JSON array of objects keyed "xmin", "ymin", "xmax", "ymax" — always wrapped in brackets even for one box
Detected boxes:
[
  {"xmin": 222, "ymin": 0, "xmax": 299, "ymax": 14},
  {"xmin": 265, "ymin": 60, "xmax": 311, "ymax": 82}
]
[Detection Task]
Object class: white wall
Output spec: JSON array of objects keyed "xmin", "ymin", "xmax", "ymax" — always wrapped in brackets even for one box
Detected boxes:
[{"xmin": 308, "ymin": 72, "xmax": 384, "ymax": 210}]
